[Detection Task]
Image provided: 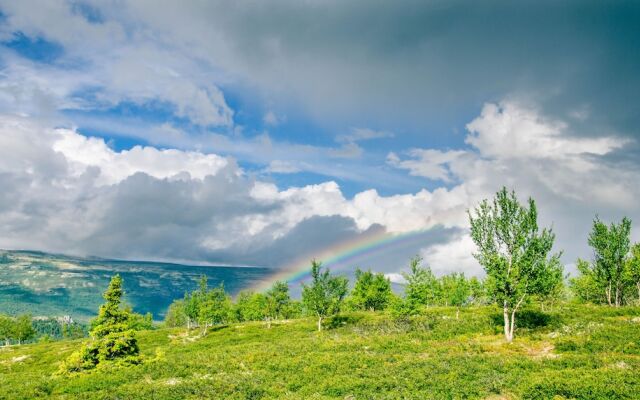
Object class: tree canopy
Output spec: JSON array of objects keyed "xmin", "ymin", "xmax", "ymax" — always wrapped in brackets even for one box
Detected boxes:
[
  {"xmin": 302, "ymin": 260, "xmax": 348, "ymax": 331},
  {"xmin": 469, "ymin": 187, "xmax": 563, "ymax": 342}
]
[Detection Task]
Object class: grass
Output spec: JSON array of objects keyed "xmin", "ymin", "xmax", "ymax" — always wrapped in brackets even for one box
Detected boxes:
[{"xmin": 1, "ymin": 304, "xmax": 639, "ymax": 399}]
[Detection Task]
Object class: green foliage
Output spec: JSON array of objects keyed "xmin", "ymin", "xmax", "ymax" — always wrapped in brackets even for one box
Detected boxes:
[
  {"xmin": 468, "ymin": 187, "xmax": 563, "ymax": 342},
  {"xmin": 588, "ymin": 216, "xmax": 632, "ymax": 306},
  {"xmin": 197, "ymin": 282, "xmax": 234, "ymax": 332},
  {"xmin": 571, "ymin": 218, "xmax": 640, "ymax": 306},
  {"xmin": 402, "ymin": 255, "xmax": 440, "ymax": 310},
  {"xmin": 0, "ymin": 313, "xmax": 35, "ymax": 345},
  {"xmin": 265, "ymin": 280, "xmax": 292, "ymax": 319},
  {"xmin": 163, "ymin": 299, "xmax": 188, "ymax": 328},
  {"xmin": 349, "ymin": 268, "xmax": 392, "ymax": 311},
  {"xmin": 570, "ymin": 258, "xmax": 604, "ymax": 303},
  {"xmin": 625, "ymin": 243, "xmax": 640, "ymax": 304},
  {"xmin": 13, "ymin": 314, "xmax": 35, "ymax": 344},
  {"xmin": 301, "ymin": 260, "xmax": 349, "ymax": 331},
  {"xmin": 439, "ymin": 272, "xmax": 471, "ymax": 307},
  {"xmin": 165, "ymin": 280, "xmax": 300, "ymax": 328},
  {"xmin": 3, "ymin": 304, "xmax": 640, "ymax": 399},
  {"xmin": 127, "ymin": 311, "xmax": 155, "ymax": 331},
  {"xmin": 61, "ymin": 275, "xmax": 141, "ymax": 373},
  {"xmin": 171, "ymin": 276, "xmax": 235, "ymax": 333},
  {"xmin": 235, "ymin": 291, "xmax": 268, "ymax": 322}
]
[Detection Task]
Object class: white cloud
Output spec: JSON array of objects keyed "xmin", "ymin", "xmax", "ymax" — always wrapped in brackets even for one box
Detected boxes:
[
  {"xmin": 0, "ymin": 1, "xmax": 234, "ymax": 128},
  {"xmin": 387, "ymin": 149, "xmax": 466, "ymax": 182},
  {"xmin": 421, "ymin": 233, "xmax": 482, "ymax": 277},
  {"xmin": 0, "ymin": 99, "xmax": 637, "ymax": 279},
  {"xmin": 384, "ymin": 273, "xmax": 406, "ymax": 285},
  {"xmin": 389, "ymin": 101, "xmax": 640, "ymax": 275},
  {"xmin": 465, "ymin": 102, "xmax": 625, "ymax": 160},
  {"xmin": 52, "ymin": 129, "xmax": 230, "ymax": 185},
  {"xmin": 0, "ymin": 114, "xmax": 435, "ymax": 270}
]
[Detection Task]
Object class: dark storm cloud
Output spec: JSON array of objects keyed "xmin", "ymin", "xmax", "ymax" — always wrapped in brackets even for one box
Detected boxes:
[{"xmin": 116, "ymin": 0, "xmax": 639, "ymax": 136}]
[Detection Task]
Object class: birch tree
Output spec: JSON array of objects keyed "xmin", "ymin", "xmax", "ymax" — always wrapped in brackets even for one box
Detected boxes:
[
  {"xmin": 588, "ymin": 217, "xmax": 631, "ymax": 306},
  {"xmin": 626, "ymin": 243, "xmax": 640, "ymax": 303},
  {"xmin": 302, "ymin": 260, "xmax": 348, "ymax": 331},
  {"xmin": 469, "ymin": 188, "xmax": 562, "ymax": 342}
]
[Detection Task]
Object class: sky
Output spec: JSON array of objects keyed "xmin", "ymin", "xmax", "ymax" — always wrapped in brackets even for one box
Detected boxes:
[{"xmin": 0, "ymin": 0, "xmax": 639, "ymax": 282}]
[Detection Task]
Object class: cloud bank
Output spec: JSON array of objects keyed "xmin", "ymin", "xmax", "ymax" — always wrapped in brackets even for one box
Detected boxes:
[
  {"xmin": 0, "ymin": 1, "xmax": 638, "ymax": 278},
  {"xmin": 0, "ymin": 100, "xmax": 637, "ymax": 277}
]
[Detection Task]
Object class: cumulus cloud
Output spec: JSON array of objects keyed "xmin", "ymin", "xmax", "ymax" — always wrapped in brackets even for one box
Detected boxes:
[
  {"xmin": 390, "ymin": 101, "xmax": 640, "ymax": 274},
  {"xmin": 53, "ymin": 129, "xmax": 231, "ymax": 185},
  {"xmin": 0, "ymin": 98, "xmax": 638, "ymax": 279},
  {"xmin": 0, "ymin": 114, "xmax": 435, "ymax": 271}
]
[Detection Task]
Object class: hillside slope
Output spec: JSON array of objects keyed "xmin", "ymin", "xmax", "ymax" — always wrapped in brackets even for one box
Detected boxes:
[
  {"xmin": 1, "ymin": 305, "xmax": 639, "ymax": 399},
  {"xmin": 0, "ymin": 250, "xmax": 269, "ymax": 321}
]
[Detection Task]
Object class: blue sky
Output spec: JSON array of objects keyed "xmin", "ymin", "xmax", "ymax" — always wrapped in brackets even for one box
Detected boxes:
[{"xmin": 0, "ymin": 1, "xmax": 638, "ymax": 279}]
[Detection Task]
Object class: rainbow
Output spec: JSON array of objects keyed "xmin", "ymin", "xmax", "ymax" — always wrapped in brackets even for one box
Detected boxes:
[{"xmin": 251, "ymin": 227, "xmax": 434, "ymax": 292}]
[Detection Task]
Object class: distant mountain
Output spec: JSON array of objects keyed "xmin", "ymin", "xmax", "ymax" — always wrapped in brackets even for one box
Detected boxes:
[{"xmin": 0, "ymin": 250, "xmax": 271, "ymax": 321}]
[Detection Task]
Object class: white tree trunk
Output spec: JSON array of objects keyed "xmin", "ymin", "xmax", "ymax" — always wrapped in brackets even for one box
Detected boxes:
[
  {"xmin": 503, "ymin": 302, "xmax": 513, "ymax": 343},
  {"xmin": 317, "ymin": 316, "xmax": 323, "ymax": 332}
]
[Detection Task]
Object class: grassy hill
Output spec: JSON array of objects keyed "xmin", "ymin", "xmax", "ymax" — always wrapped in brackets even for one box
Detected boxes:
[
  {"xmin": 1, "ymin": 305, "xmax": 639, "ymax": 399},
  {"xmin": 0, "ymin": 250, "xmax": 270, "ymax": 321}
]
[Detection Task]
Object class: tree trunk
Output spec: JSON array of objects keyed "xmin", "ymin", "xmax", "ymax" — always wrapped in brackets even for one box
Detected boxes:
[
  {"xmin": 503, "ymin": 302, "xmax": 513, "ymax": 343},
  {"xmin": 456, "ymin": 308, "xmax": 460, "ymax": 320},
  {"xmin": 266, "ymin": 316, "xmax": 272, "ymax": 329},
  {"xmin": 317, "ymin": 316, "xmax": 323, "ymax": 332},
  {"xmin": 510, "ymin": 310, "xmax": 517, "ymax": 341},
  {"xmin": 606, "ymin": 282, "xmax": 613, "ymax": 306},
  {"xmin": 636, "ymin": 281, "xmax": 640, "ymax": 302}
]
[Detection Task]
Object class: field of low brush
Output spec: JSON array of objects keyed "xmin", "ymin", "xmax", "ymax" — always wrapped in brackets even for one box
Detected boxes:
[{"xmin": 1, "ymin": 304, "xmax": 639, "ymax": 399}]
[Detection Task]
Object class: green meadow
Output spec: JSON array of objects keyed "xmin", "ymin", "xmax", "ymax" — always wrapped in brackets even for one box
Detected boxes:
[{"xmin": 1, "ymin": 304, "xmax": 639, "ymax": 400}]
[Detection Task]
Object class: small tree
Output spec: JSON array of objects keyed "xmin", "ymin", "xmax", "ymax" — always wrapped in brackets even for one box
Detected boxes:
[
  {"xmin": 302, "ymin": 260, "xmax": 348, "ymax": 331},
  {"xmin": 468, "ymin": 277, "xmax": 487, "ymax": 305},
  {"xmin": 235, "ymin": 291, "xmax": 268, "ymax": 322},
  {"xmin": 626, "ymin": 243, "xmax": 640, "ymax": 303},
  {"xmin": 197, "ymin": 282, "xmax": 233, "ymax": 335},
  {"xmin": 164, "ymin": 299, "xmax": 188, "ymax": 327},
  {"xmin": 402, "ymin": 256, "xmax": 440, "ymax": 312},
  {"xmin": 570, "ymin": 258, "xmax": 604, "ymax": 304},
  {"xmin": 588, "ymin": 217, "xmax": 631, "ymax": 306},
  {"xmin": 0, "ymin": 314, "xmax": 14, "ymax": 346},
  {"xmin": 266, "ymin": 281, "xmax": 291, "ymax": 320},
  {"xmin": 440, "ymin": 273, "xmax": 471, "ymax": 318},
  {"xmin": 184, "ymin": 275, "xmax": 207, "ymax": 330},
  {"xmin": 61, "ymin": 275, "xmax": 140, "ymax": 373},
  {"xmin": 350, "ymin": 268, "xmax": 392, "ymax": 311},
  {"xmin": 469, "ymin": 187, "xmax": 563, "ymax": 342},
  {"xmin": 13, "ymin": 314, "xmax": 35, "ymax": 344}
]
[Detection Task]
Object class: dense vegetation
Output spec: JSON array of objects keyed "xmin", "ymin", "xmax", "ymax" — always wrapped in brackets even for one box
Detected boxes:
[{"xmin": 2, "ymin": 187, "xmax": 640, "ymax": 398}]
